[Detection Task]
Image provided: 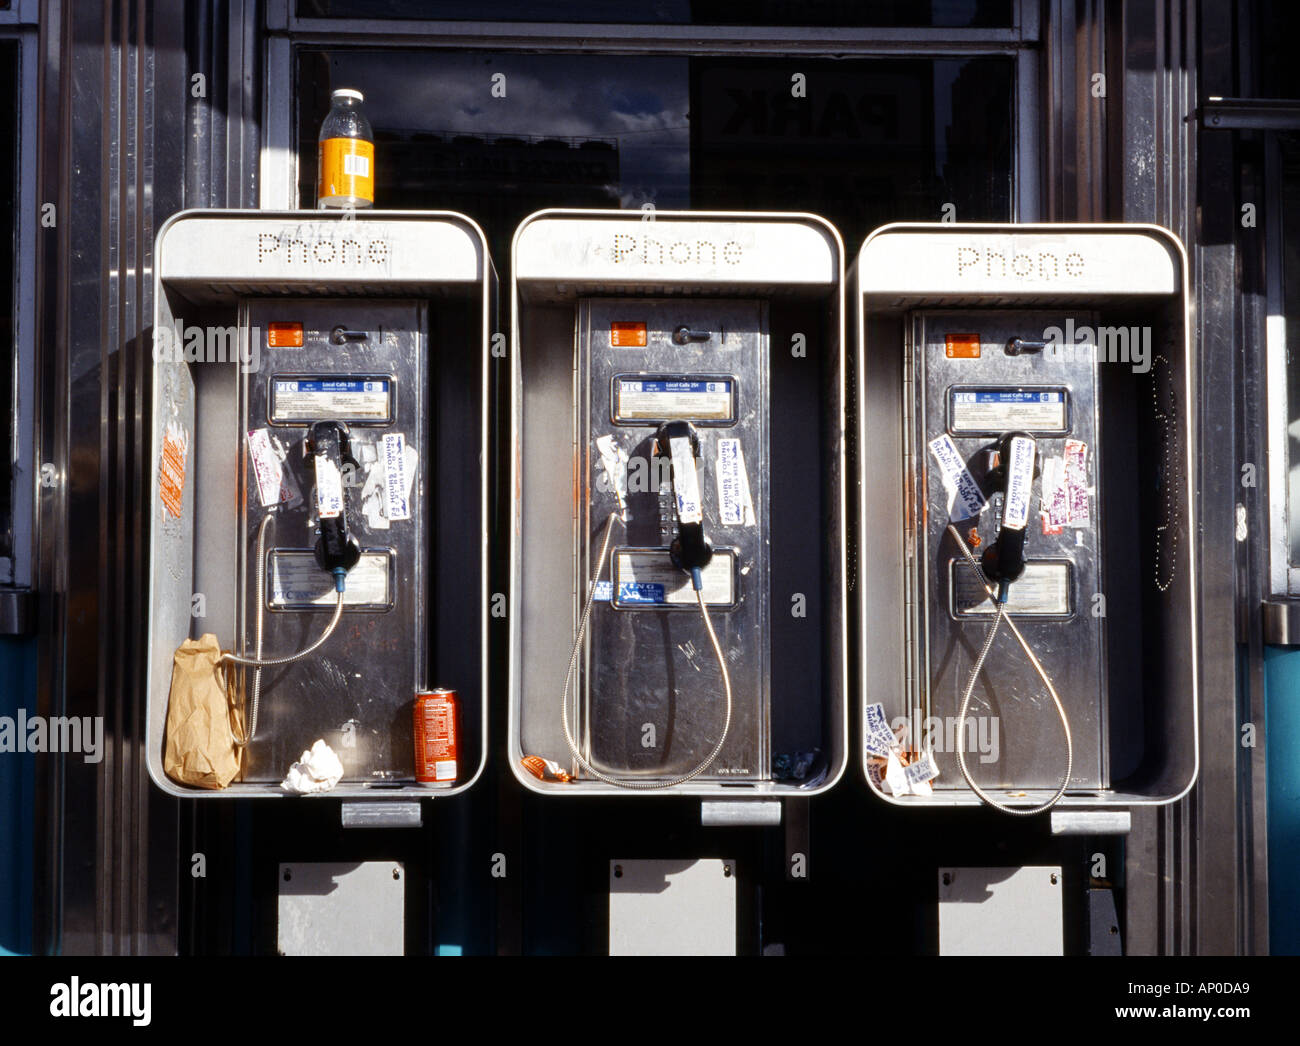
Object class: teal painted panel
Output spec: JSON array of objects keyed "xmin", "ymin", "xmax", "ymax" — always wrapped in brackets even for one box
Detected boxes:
[{"xmin": 1266, "ymin": 646, "xmax": 1300, "ymax": 955}]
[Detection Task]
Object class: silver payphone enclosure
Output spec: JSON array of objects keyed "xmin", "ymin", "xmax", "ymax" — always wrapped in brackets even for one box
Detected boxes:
[
  {"xmin": 146, "ymin": 210, "xmax": 494, "ymax": 799},
  {"xmin": 853, "ymin": 223, "xmax": 1198, "ymax": 808},
  {"xmin": 510, "ymin": 209, "xmax": 848, "ymax": 797}
]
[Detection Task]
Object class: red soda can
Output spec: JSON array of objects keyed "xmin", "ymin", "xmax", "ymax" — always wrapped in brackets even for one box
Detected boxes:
[{"xmin": 414, "ymin": 689, "xmax": 459, "ymax": 785}]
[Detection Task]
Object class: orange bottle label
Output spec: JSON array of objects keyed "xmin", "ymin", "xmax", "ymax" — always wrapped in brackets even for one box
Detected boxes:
[{"xmin": 318, "ymin": 137, "xmax": 374, "ymax": 203}]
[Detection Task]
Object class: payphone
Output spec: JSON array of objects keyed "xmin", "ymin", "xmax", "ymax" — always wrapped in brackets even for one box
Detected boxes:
[
  {"xmin": 910, "ymin": 311, "xmax": 1102, "ymax": 812},
  {"xmin": 146, "ymin": 210, "xmax": 492, "ymax": 799},
  {"xmin": 510, "ymin": 210, "xmax": 848, "ymax": 801},
  {"xmin": 227, "ymin": 300, "xmax": 429, "ymax": 781},
  {"xmin": 854, "ymin": 223, "xmax": 1198, "ymax": 813},
  {"xmin": 568, "ymin": 300, "xmax": 768, "ymax": 785}
]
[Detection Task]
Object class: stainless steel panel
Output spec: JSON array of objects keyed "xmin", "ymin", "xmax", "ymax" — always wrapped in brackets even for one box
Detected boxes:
[
  {"xmin": 910, "ymin": 310, "xmax": 1105, "ymax": 791},
  {"xmin": 237, "ymin": 299, "xmax": 427, "ymax": 783},
  {"xmin": 578, "ymin": 299, "xmax": 768, "ymax": 782},
  {"xmin": 277, "ymin": 862, "xmax": 405, "ymax": 956},
  {"xmin": 938, "ymin": 866, "xmax": 1063, "ymax": 956},
  {"xmin": 609, "ymin": 859, "xmax": 736, "ymax": 956}
]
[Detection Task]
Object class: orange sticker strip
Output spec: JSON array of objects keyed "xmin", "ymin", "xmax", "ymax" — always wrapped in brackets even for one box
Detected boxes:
[
  {"xmin": 945, "ymin": 333, "xmax": 981, "ymax": 358},
  {"xmin": 611, "ymin": 322, "xmax": 647, "ymax": 347},
  {"xmin": 159, "ymin": 421, "xmax": 188, "ymax": 519}
]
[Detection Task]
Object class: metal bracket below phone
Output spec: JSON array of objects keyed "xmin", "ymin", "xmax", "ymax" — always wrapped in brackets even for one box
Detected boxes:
[
  {"xmin": 340, "ymin": 801, "xmax": 423, "ymax": 829},
  {"xmin": 1262, "ymin": 598, "xmax": 1300, "ymax": 645},
  {"xmin": 700, "ymin": 799, "xmax": 782, "ymax": 827},
  {"xmin": 1048, "ymin": 810, "xmax": 1131, "ymax": 835},
  {"xmin": 0, "ymin": 588, "xmax": 35, "ymax": 635}
]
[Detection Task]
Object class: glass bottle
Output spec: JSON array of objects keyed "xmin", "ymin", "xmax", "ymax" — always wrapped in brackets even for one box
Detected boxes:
[{"xmin": 317, "ymin": 88, "xmax": 374, "ymax": 209}]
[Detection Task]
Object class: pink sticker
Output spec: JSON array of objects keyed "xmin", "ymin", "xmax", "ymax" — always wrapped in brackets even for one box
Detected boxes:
[
  {"xmin": 247, "ymin": 428, "xmax": 301, "ymax": 509},
  {"xmin": 1064, "ymin": 439, "xmax": 1090, "ymax": 526}
]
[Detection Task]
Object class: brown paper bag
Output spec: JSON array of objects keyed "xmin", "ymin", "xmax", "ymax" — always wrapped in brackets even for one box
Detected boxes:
[{"xmin": 163, "ymin": 633, "xmax": 245, "ymax": 789}]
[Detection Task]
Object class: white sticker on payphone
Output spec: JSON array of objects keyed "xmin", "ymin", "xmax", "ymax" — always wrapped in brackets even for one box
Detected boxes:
[
  {"xmin": 927, "ymin": 433, "xmax": 986, "ymax": 521},
  {"xmin": 314, "ymin": 455, "xmax": 344, "ymax": 519},
  {"xmin": 382, "ymin": 433, "xmax": 411, "ymax": 522},
  {"xmin": 1003, "ymin": 436, "xmax": 1035, "ymax": 531},
  {"xmin": 716, "ymin": 438, "xmax": 755, "ymax": 526},
  {"xmin": 595, "ymin": 434, "xmax": 629, "ymax": 518},
  {"xmin": 669, "ymin": 436, "xmax": 703, "ymax": 524}
]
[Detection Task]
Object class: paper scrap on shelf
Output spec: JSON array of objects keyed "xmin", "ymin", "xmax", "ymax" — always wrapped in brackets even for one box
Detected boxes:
[
  {"xmin": 281, "ymin": 739, "xmax": 345, "ymax": 794},
  {"xmin": 884, "ymin": 750, "xmax": 909, "ymax": 796},
  {"xmin": 864, "ymin": 701, "xmax": 899, "ymax": 757}
]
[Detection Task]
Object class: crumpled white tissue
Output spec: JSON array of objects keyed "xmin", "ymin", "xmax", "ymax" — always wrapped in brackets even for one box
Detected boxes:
[{"xmin": 281, "ymin": 739, "xmax": 344, "ymax": 794}]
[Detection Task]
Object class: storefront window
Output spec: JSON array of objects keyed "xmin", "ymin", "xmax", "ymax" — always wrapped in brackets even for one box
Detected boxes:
[{"xmin": 294, "ymin": 49, "xmax": 1014, "ymax": 260}]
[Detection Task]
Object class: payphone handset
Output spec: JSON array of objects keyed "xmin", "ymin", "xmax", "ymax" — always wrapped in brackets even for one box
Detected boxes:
[
  {"xmin": 558, "ymin": 299, "xmax": 769, "ymax": 788},
  {"xmin": 909, "ymin": 311, "xmax": 1103, "ymax": 814},
  {"xmin": 224, "ymin": 299, "xmax": 429, "ymax": 781}
]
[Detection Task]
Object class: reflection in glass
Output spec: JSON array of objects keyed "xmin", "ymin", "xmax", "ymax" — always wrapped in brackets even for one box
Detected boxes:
[{"xmin": 296, "ymin": 49, "xmax": 1014, "ymax": 263}]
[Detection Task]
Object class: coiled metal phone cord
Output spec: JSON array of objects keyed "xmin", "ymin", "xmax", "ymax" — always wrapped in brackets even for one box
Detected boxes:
[
  {"xmin": 221, "ymin": 513, "xmax": 346, "ymax": 746},
  {"xmin": 560, "ymin": 511, "xmax": 733, "ymax": 789},
  {"xmin": 947, "ymin": 523, "xmax": 1073, "ymax": 816}
]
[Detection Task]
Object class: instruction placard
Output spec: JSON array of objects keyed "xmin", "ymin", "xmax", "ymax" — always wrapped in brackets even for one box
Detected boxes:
[
  {"xmin": 268, "ymin": 550, "xmax": 393, "ymax": 609},
  {"xmin": 614, "ymin": 378, "xmax": 734, "ymax": 423},
  {"xmin": 270, "ymin": 377, "xmax": 392, "ymax": 423},
  {"xmin": 612, "ymin": 549, "xmax": 735, "ymax": 608},
  {"xmin": 949, "ymin": 388, "xmax": 1067, "ymax": 434},
  {"xmin": 952, "ymin": 560, "xmax": 1072, "ymax": 617}
]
